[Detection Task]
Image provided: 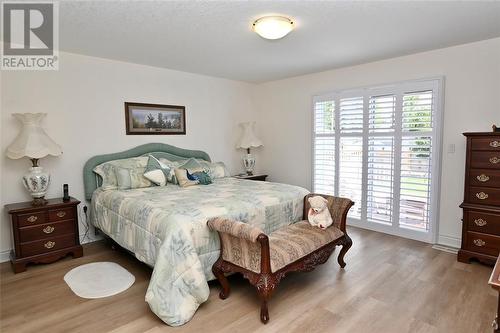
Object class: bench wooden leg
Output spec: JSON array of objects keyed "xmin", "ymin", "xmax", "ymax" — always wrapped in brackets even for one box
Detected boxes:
[
  {"xmin": 212, "ymin": 259, "xmax": 231, "ymax": 299},
  {"xmin": 337, "ymin": 234, "xmax": 353, "ymax": 268},
  {"xmin": 255, "ymin": 274, "xmax": 279, "ymax": 324},
  {"xmin": 260, "ymin": 299, "xmax": 269, "ymax": 324}
]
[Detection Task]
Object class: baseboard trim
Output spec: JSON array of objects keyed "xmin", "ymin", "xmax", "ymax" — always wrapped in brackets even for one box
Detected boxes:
[
  {"xmin": 437, "ymin": 235, "xmax": 461, "ymax": 249},
  {"xmin": 432, "ymin": 244, "xmax": 459, "ymax": 254},
  {"xmin": 0, "ymin": 250, "xmax": 11, "ymax": 263}
]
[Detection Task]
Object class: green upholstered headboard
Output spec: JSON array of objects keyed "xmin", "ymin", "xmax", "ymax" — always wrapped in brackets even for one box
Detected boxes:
[{"xmin": 83, "ymin": 143, "xmax": 211, "ymax": 200}]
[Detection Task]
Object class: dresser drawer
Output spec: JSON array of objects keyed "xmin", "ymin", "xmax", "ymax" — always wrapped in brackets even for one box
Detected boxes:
[
  {"xmin": 469, "ymin": 169, "xmax": 500, "ymax": 188},
  {"xmin": 17, "ymin": 211, "xmax": 47, "ymax": 227},
  {"xmin": 48, "ymin": 207, "xmax": 75, "ymax": 222},
  {"xmin": 470, "ymin": 151, "xmax": 500, "ymax": 169},
  {"xmin": 471, "ymin": 137, "xmax": 500, "ymax": 151},
  {"xmin": 20, "ymin": 234, "xmax": 76, "ymax": 257},
  {"xmin": 466, "ymin": 231, "xmax": 500, "ymax": 256},
  {"xmin": 19, "ymin": 220, "xmax": 76, "ymax": 243},
  {"xmin": 466, "ymin": 210, "xmax": 500, "ymax": 234},
  {"xmin": 469, "ymin": 187, "xmax": 500, "ymax": 206}
]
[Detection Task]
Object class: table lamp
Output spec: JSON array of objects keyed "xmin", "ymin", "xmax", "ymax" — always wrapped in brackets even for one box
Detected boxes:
[
  {"xmin": 236, "ymin": 122, "xmax": 263, "ymax": 175},
  {"xmin": 6, "ymin": 113, "xmax": 62, "ymax": 205}
]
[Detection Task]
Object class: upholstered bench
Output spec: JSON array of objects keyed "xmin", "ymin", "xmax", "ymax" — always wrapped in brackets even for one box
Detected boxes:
[{"xmin": 207, "ymin": 193, "xmax": 354, "ymax": 323}]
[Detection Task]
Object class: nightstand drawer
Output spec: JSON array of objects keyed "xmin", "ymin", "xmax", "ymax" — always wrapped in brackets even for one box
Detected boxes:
[
  {"xmin": 18, "ymin": 211, "xmax": 47, "ymax": 227},
  {"xmin": 20, "ymin": 234, "xmax": 76, "ymax": 257},
  {"xmin": 48, "ymin": 207, "xmax": 75, "ymax": 222},
  {"xmin": 19, "ymin": 220, "xmax": 76, "ymax": 243}
]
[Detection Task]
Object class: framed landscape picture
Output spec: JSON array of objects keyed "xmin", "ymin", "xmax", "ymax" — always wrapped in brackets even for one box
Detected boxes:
[{"xmin": 125, "ymin": 102, "xmax": 186, "ymax": 135}]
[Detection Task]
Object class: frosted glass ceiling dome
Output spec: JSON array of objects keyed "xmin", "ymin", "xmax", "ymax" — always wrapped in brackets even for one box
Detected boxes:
[{"xmin": 252, "ymin": 16, "xmax": 294, "ymax": 40}]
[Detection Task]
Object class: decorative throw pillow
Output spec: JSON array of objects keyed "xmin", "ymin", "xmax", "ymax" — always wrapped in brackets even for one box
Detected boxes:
[
  {"xmin": 191, "ymin": 171, "xmax": 212, "ymax": 185},
  {"xmin": 143, "ymin": 155, "xmax": 170, "ymax": 186},
  {"xmin": 197, "ymin": 160, "xmax": 230, "ymax": 179},
  {"xmin": 93, "ymin": 156, "xmax": 148, "ymax": 190},
  {"xmin": 159, "ymin": 158, "xmax": 186, "ymax": 184},
  {"xmin": 161, "ymin": 158, "xmax": 205, "ymax": 184},
  {"xmin": 180, "ymin": 158, "xmax": 204, "ymax": 171},
  {"xmin": 174, "ymin": 168, "xmax": 199, "ymax": 187},
  {"xmin": 115, "ymin": 166, "xmax": 152, "ymax": 190},
  {"xmin": 93, "ymin": 163, "xmax": 119, "ymax": 190}
]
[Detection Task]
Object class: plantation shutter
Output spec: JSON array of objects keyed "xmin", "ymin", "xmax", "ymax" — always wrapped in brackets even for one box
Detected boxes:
[
  {"xmin": 366, "ymin": 95, "xmax": 396, "ymax": 224},
  {"xmin": 313, "ymin": 98, "xmax": 336, "ymax": 195},
  {"xmin": 338, "ymin": 96, "xmax": 364, "ymax": 218},
  {"xmin": 312, "ymin": 79, "xmax": 442, "ymax": 243},
  {"xmin": 398, "ymin": 91, "xmax": 434, "ymax": 230}
]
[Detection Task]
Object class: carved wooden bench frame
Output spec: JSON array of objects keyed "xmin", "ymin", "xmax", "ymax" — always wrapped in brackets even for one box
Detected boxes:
[{"xmin": 210, "ymin": 193, "xmax": 354, "ymax": 323}]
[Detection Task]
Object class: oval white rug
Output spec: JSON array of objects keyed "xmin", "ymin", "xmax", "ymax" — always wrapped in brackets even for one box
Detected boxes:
[{"xmin": 64, "ymin": 262, "xmax": 135, "ymax": 299}]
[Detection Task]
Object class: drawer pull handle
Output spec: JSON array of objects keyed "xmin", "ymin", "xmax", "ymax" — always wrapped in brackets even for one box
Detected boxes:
[
  {"xmin": 27, "ymin": 215, "xmax": 38, "ymax": 223},
  {"xmin": 476, "ymin": 192, "xmax": 489, "ymax": 200},
  {"xmin": 473, "ymin": 239, "xmax": 485, "ymax": 247},
  {"xmin": 490, "ymin": 141, "xmax": 500, "ymax": 148},
  {"xmin": 476, "ymin": 174, "xmax": 489, "ymax": 182},
  {"xmin": 490, "ymin": 157, "xmax": 500, "ymax": 164},
  {"xmin": 44, "ymin": 241, "xmax": 55, "ymax": 249},
  {"xmin": 43, "ymin": 226, "xmax": 55, "ymax": 234},
  {"xmin": 474, "ymin": 218, "xmax": 487, "ymax": 227},
  {"xmin": 56, "ymin": 211, "xmax": 66, "ymax": 218}
]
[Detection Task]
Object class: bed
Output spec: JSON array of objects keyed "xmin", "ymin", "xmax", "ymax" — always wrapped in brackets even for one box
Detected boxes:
[{"xmin": 83, "ymin": 143, "xmax": 309, "ymax": 326}]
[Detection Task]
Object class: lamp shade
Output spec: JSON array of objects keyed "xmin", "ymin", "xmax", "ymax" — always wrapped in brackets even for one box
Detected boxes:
[
  {"xmin": 6, "ymin": 113, "xmax": 62, "ymax": 159},
  {"xmin": 236, "ymin": 122, "xmax": 263, "ymax": 149}
]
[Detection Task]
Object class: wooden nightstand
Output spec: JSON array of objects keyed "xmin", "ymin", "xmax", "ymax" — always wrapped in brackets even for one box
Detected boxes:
[
  {"xmin": 233, "ymin": 174, "xmax": 268, "ymax": 181},
  {"xmin": 5, "ymin": 197, "xmax": 83, "ymax": 273}
]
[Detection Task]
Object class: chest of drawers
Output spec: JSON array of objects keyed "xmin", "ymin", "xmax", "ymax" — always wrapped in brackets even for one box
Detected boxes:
[
  {"xmin": 5, "ymin": 197, "xmax": 83, "ymax": 273},
  {"xmin": 458, "ymin": 133, "xmax": 500, "ymax": 265}
]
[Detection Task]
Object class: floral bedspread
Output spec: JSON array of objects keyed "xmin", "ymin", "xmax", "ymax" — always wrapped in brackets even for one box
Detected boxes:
[{"xmin": 90, "ymin": 177, "xmax": 309, "ymax": 326}]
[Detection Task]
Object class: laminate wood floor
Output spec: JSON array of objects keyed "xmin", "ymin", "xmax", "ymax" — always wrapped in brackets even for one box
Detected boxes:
[{"xmin": 0, "ymin": 227, "xmax": 496, "ymax": 333}]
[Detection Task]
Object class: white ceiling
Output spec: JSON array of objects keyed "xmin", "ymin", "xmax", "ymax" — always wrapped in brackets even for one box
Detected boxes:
[{"xmin": 60, "ymin": 1, "xmax": 500, "ymax": 83}]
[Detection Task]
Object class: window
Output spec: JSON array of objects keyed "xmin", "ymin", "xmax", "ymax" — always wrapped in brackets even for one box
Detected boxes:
[{"xmin": 312, "ymin": 79, "xmax": 442, "ymax": 242}]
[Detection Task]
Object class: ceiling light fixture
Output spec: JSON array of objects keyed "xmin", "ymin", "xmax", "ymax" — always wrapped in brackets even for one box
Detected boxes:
[{"xmin": 252, "ymin": 16, "xmax": 294, "ymax": 40}]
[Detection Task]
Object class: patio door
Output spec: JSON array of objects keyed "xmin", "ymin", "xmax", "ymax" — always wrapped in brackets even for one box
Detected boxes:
[{"xmin": 312, "ymin": 78, "xmax": 443, "ymax": 243}]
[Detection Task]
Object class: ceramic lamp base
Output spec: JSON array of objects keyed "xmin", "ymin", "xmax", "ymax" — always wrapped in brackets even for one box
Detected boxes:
[
  {"xmin": 22, "ymin": 166, "xmax": 51, "ymax": 204},
  {"xmin": 243, "ymin": 153, "xmax": 256, "ymax": 175}
]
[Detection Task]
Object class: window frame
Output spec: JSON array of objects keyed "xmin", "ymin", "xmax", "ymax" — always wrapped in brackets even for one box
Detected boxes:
[{"xmin": 311, "ymin": 77, "xmax": 444, "ymax": 243}]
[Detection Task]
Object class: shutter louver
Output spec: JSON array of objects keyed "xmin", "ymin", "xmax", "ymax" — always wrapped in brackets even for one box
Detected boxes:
[
  {"xmin": 399, "ymin": 136, "xmax": 432, "ymax": 230},
  {"xmin": 340, "ymin": 97, "xmax": 364, "ymax": 134},
  {"xmin": 314, "ymin": 100, "xmax": 335, "ymax": 134},
  {"xmin": 313, "ymin": 137, "xmax": 335, "ymax": 195},
  {"xmin": 402, "ymin": 91, "xmax": 433, "ymax": 132},
  {"xmin": 367, "ymin": 137, "xmax": 394, "ymax": 224},
  {"xmin": 339, "ymin": 136, "xmax": 363, "ymax": 218},
  {"xmin": 369, "ymin": 95, "xmax": 395, "ymax": 133},
  {"xmin": 313, "ymin": 100, "xmax": 335, "ymax": 195}
]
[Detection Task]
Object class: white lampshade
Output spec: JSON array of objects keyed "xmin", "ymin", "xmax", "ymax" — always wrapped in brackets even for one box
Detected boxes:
[
  {"xmin": 236, "ymin": 122, "xmax": 263, "ymax": 149},
  {"xmin": 6, "ymin": 113, "xmax": 62, "ymax": 159}
]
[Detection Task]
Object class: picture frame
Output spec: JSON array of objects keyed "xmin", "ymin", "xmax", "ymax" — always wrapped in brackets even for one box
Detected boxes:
[{"xmin": 125, "ymin": 102, "xmax": 186, "ymax": 135}]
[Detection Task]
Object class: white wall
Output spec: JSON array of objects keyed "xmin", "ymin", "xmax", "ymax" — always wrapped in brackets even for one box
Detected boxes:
[
  {"xmin": 253, "ymin": 38, "xmax": 500, "ymax": 248},
  {"xmin": 0, "ymin": 52, "xmax": 256, "ymax": 258}
]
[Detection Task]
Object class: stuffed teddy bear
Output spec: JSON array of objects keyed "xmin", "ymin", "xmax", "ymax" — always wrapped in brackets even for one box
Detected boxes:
[{"xmin": 307, "ymin": 195, "xmax": 333, "ymax": 229}]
